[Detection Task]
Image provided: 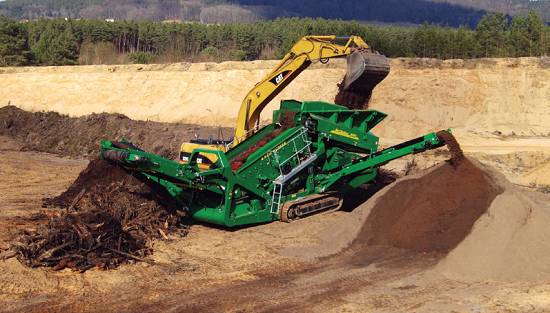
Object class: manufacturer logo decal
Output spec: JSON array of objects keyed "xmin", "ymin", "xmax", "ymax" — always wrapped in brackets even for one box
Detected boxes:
[
  {"xmin": 270, "ymin": 70, "xmax": 291, "ymax": 86},
  {"xmin": 330, "ymin": 129, "xmax": 359, "ymax": 141}
]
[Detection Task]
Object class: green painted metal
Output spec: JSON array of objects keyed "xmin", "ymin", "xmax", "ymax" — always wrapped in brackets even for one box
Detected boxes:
[{"xmin": 100, "ymin": 100, "xmax": 448, "ymax": 227}]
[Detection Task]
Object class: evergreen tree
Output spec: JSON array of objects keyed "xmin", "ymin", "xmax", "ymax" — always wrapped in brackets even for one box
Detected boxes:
[
  {"xmin": 453, "ymin": 26, "xmax": 479, "ymax": 59},
  {"xmin": 511, "ymin": 15, "xmax": 530, "ymax": 56},
  {"xmin": 0, "ymin": 16, "xmax": 33, "ymax": 66},
  {"xmin": 524, "ymin": 11, "xmax": 545, "ymax": 56},
  {"xmin": 510, "ymin": 11, "xmax": 545, "ymax": 57},
  {"xmin": 475, "ymin": 13, "xmax": 509, "ymax": 57},
  {"xmin": 31, "ymin": 20, "xmax": 78, "ymax": 65},
  {"xmin": 413, "ymin": 23, "xmax": 429, "ymax": 58}
]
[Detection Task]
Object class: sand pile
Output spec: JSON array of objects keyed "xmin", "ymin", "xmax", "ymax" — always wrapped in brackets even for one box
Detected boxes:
[
  {"xmin": 435, "ymin": 171, "xmax": 550, "ymax": 282},
  {"xmin": 11, "ymin": 159, "xmax": 188, "ymax": 271},
  {"xmin": 287, "ymin": 155, "xmax": 550, "ymax": 282},
  {"xmin": 353, "ymin": 159, "xmax": 501, "ymax": 253},
  {"xmin": 282, "ymin": 158, "xmax": 499, "ymax": 259},
  {"xmin": 361, "ymin": 154, "xmax": 550, "ymax": 283},
  {"xmin": 0, "ymin": 106, "xmax": 232, "ymax": 159}
]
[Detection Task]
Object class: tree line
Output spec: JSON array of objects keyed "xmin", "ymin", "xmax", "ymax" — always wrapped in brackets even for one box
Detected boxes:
[{"xmin": 1, "ymin": 12, "xmax": 549, "ymax": 67}]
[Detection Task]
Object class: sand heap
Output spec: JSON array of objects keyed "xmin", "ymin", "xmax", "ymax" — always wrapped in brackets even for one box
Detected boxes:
[
  {"xmin": 354, "ymin": 158, "xmax": 501, "ymax": 253},
  {"xmin": 361, "ymin": 159, "xmax": 550, "ymax": 282},
  {"xmin": 291, "ymin": 157, "xmax": 550, "ymax": 283},
  {"xmin": 435, "ymin": 170, "xmax": 550, "ymax": 283},
  {"xmin": 356, "ymin": 159, "xmax": 550, "ymax": 282},
  {"xmin": 284, "ymin": 159, "xmax": 498, "ymax": 257},
  {"xmin": 12, "ymin": 159, "xmax": 188, "ymax": 271}
]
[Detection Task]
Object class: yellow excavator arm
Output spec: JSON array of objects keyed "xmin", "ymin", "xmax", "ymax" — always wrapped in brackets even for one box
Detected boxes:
[
  {"xmin": 233, "ymin": 35, "xmax": 373, "ymax": 143},
  {"xmin": 180, "ymin": 35, "xmax": 389, "ymax": 166}
]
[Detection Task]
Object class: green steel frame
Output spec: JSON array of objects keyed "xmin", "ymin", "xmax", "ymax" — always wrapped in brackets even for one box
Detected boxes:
[{"xmin": 100, "ymin": 100, "xmax": 448, "ymax": 227}]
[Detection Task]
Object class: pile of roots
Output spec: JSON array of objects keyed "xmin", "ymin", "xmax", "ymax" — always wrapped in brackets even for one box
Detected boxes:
[{"xmin": 11, "ymin": 159, "xmax": 188, "ymax": 272}]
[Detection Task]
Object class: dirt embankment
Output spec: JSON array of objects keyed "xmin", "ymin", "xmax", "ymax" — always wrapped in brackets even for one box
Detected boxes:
[
  {"xmin": 0, "ymin": 105, "xmax": 232, "ymax": 159},
  {"xmin": 1, "ymin": 57, "xmax": 548, "ymax": 139}
]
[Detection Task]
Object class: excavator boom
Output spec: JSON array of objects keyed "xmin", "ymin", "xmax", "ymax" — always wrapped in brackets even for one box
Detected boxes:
[{"xmin": 232, "ymin": 35, "xmax": 389, "ymax": 144}]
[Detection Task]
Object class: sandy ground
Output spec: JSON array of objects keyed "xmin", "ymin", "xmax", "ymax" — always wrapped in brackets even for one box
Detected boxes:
[
  {"xmin": 1, "ymin": 57, "xmax": 548, "ymax": 186},
  {"xmin": 0, "ymin": 57, "xmax": 549, "ymax": 312},
  {"xmin": 1, "ymin": 58, "xmax": 549, "ymax": 139},
  {"xmin": 1, "ymin": 141, "xmax": 550, "ymax": 312},
  {"xmin": 0, "ymin": 138, "xmax": 87, "ymax": 249},
  {"xmin": 370, "ymin": 134, "xmax": 550, "ymax": 187}
]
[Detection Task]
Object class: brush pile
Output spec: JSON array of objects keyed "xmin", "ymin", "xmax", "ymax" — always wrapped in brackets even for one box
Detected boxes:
[{"xmin": 11, "ymin": 159, "xmax": 188, "ymax": 272}]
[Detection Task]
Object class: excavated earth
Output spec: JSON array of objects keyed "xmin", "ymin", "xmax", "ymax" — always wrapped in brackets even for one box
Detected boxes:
[
  {"xmin": 0, "ymin": 105, "xmax": 232, "ymax": 159},
  {"xmin": 354, "ymin": 158, "xmax": 502, "ymax": 253},
  {"xmin": 1, "ymin": 108, "xmax": 550, "ymax": 312}
]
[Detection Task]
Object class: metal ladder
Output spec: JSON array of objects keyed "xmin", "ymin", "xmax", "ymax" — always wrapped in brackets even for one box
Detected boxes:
[
  {"xmin": 270, "ymin": 182, "xmax": 283, "ymax": 214},
  {"xmin": 269, "ymin": 128, "xmax": 314, "ymax": 215},
  {"xmin": 276, "ymin": 128, "xmax": 312, "ymax": 175}
]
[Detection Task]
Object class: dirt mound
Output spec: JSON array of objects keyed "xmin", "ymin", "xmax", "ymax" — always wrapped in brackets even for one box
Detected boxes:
[
  {"xmin": 0, "ymin": 106, "xmax": 232, "ymax": 159},
  {"xmin": 288, "ymin": 158, "xmax": 550, "ymax": 283},
  {"xmin": 11, "ymin": 159, "xmax": 188, "ymax": 271},
  {"xmin": 434, "ymin": 171, "xmax": 550, "ymax": 282},
  {"xmin": 282, "ymin": 158, "xmax": 501, "ymax": 260},
  {"xmin": 354, "ymin": 159, "xmax": 502, "ymax": 253}
]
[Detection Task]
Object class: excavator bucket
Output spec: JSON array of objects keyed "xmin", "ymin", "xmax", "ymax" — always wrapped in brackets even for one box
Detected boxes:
[{"xmin": 335, "ymin": 50, "xmax": 390, "ymax": 109}]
